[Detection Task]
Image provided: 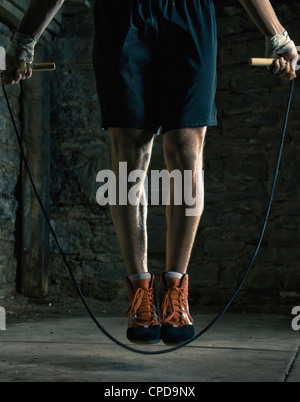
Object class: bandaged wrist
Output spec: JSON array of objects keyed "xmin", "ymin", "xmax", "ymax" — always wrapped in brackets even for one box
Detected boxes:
[
  {"xmin": 265, "ymin": 30, "xmax": 296, "ymax": 57},
  {"xmin": 7, "ymin": 32, "xmax": 38, "ymax": 64}
]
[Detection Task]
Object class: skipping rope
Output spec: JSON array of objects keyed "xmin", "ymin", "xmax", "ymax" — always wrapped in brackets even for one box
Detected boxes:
[{"xmin": 1, "ymin": 78, "xmax": 295, "ymax": 355}]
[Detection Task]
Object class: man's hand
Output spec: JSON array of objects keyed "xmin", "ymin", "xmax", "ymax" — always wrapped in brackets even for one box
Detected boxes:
[
  {"xmin": 2, "ymin": 55, "xmax": 32, "ymax": 86},
  {"xmin": 1, "ymin": 0, "xmax": 65, "ymax": 85},
  {"xmin": 238, "ymin": 1, "xmax": 298, "ymax": 81},
  {"xmin": 270, "ymin": 47, "xmax": 298, "ymax": 81},
  {"xmin": 1, "ymin": 32, "xmax": 36, "ymax": 86}
]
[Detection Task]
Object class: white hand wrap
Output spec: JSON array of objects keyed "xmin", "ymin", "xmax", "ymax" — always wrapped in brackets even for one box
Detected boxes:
[
  {"xmin": 265, "ymin": 31, "xmax": 296, "ymax": 58},
  {"xmin": 7, "ymin": 32, "xmax": 38, "ymax": 64}
]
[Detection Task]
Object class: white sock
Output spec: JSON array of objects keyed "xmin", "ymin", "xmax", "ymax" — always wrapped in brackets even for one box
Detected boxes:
[
  {"xmin": 166, "ymin": 271, "xmax": 184, "ymax": 280},
  {"xmin": 128, "ymin": 272, "xmax": 151, "ymax": 282}
]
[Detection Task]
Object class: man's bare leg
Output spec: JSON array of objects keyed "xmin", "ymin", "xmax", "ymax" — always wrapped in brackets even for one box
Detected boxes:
[
  {"xmin": 163, "ymin": 127, "xmax": 207, "ymax": 274},
  {"xmin": 109, "ymin": 128, "xmax": 161, "ymax": 344},
  {"xmin": 159, "ymin": 127, "xmax": 205, "ymax": 344},
  {"xmin": 109, "ymin": 127, "xmax": 154, "ymax": 276}
]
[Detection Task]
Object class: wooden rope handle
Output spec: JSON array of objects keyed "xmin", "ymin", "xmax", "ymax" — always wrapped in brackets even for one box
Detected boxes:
[
  {"xmin": 17, "ymin": 61, "xmax": 56, "ymax": 72},
  {"xmin": 249, "ymin": 58, "xmax": 275, "ymax": 67},
  {"xmin": 31, "ymin": 62, "xmax": 56, "ymax": 71}
]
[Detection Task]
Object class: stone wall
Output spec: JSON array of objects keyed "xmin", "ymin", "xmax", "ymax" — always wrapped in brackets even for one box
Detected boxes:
[
  {"xmin": 198, "ymin": 0, "xmax": 300, "ymax": 310},
  {"xmin": 0, "ymin": 0, "xmax": 61, "ymax": 297},
  {"xmin": 48, "ymin": 4, "xmax": 119, "ymax": 299},
  {"xmin": 0, "ymin": 20, "xmax": 20, "ymax": 297},
  {"xmin": 48, "ymin": 0, "xmax": 300, "ymax": 312},
  {"xmin": 0, "ymin": 0, "xmax": 299, "ymax": 311}
]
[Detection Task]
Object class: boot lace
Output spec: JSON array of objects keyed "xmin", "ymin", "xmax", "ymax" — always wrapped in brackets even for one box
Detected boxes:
[
  {"xmin": 125, "ymin": 287, "xmax": 158, "ymax": 327},
  {"xmin": 161, "ymin": 286, "xmax": 193, "ymax": 326}
]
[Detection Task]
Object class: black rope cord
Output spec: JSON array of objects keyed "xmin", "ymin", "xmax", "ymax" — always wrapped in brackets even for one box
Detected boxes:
[{"xmin": 1, "ymin": 78, "xmax": 295, "ymax": 355}]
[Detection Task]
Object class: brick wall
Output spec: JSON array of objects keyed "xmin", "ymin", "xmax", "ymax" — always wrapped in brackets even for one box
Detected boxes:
[
  {"xmin": 0, "ymin": 0, "xmax": 62, "ymax": 297},
  {"xmin": 0, "ymin": 0, "xmax": 299, "ymax": 311},
  {"xmin": 0, "ymin": 20, "xmax": 20, "ymax": 297},
  {"xmin": 48, "ymin": 0, "xmax": 300, "ymax": 311}
]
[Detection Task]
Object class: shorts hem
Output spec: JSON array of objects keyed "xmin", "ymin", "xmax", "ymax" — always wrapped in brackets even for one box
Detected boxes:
[
  {"xmin": 100, "ymin": 118, "xmax": 218, "ymax": 135},
  {"xmin": 161, "ymin": 119, "xmax": 218, "ymax": 134},
  {"xmin": 101, "ymin": 121, "xmax": 161, "ymax": 134}
]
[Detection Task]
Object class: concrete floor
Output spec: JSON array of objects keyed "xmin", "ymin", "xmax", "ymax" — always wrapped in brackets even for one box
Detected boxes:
[{"xmin": 0, "ymin": 311, "xmax": 299, "ymax": 383}]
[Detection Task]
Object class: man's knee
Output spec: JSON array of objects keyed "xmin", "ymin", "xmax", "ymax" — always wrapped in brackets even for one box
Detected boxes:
[
  {"xmin": 109, "ymin": 127, "xmax": 154, "ymax": 170},
  {"xmin": 163, "ymin": 127, "xmax": 206, "ymax": 171}
]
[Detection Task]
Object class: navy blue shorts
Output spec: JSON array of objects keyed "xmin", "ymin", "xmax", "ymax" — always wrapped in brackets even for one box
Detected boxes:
[{"xmin": 93, "ymin": 0, "xmax": 218, "ymax": 134}]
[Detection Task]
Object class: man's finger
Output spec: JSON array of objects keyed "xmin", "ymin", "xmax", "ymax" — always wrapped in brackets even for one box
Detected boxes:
[
  {"xmin": 279, "ymin": 57, "xmax": 287, "ymax": 72},
  {"xmin": 271, "ymin": 59, "xmax": 281, "ymax": 75},
  {"xmin": 21, "ymin": 65, "xmax": 28, "ymax": 80},
  {"xmin": 26, "ymin": 66, "xmax": 32, "ymax": 79},
  {"xmin": 13, "ymin": 72, "xmax": 22, "ymax": 85},
  {"xmin": 281, "ymin": 61, "xmax": 291, "ymax": 79}
]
